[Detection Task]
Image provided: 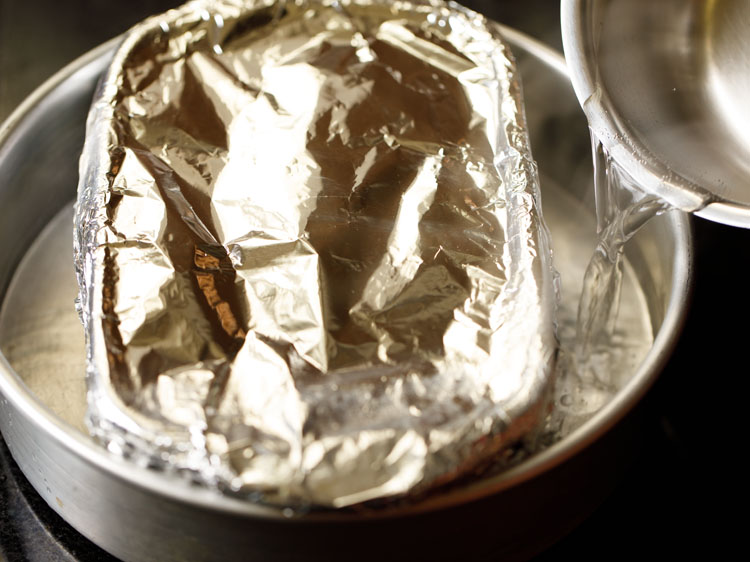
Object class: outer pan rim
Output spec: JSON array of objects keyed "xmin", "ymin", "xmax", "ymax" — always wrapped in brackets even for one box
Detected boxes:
[{"xmin": 0, "ymin": 25, "xmax": 692, "ymax": 523}]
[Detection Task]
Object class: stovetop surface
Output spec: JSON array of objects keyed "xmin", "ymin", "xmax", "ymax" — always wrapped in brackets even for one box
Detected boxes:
[{"xmin": 1, "ymin": 1, "xmax": 745, "ymax": 560}]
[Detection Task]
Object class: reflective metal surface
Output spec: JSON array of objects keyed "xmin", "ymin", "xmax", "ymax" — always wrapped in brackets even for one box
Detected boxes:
[
  {"xmin": 75, "ymin": 0, "xmax": 557, "ymax": 507},
  {"xmin": 0, "ymin": 27, "xmax": 692, "ymax": 562},
  {"xmin": 562, "ymin": 0, "xmax": 750, "ymax": 227}
]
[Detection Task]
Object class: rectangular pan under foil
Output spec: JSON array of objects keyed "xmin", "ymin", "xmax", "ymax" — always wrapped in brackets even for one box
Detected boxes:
[{"xmin": 74, "ymin": 0, "xmax": 557, "ymax": 508}]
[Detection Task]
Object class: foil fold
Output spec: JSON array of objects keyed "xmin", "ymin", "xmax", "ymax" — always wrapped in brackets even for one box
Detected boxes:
[{"xmin": 74, "ymin": 0, "xmax": 557, "ymax": 507}]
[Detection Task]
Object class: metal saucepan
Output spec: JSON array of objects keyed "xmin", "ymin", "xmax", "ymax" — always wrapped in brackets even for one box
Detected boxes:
[{"xmin": 562, "ymin": 0, "xmax": 750, "ymax": 227}]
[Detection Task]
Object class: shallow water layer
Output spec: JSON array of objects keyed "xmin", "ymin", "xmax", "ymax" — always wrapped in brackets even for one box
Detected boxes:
[
  {"xmin": 575, "ymin": 135, "xmax": 667, "ymax": 360},
  {"xmin": 0, "ymin": 176, "xmax": 653, "ymax": 452},
  {"xmin": 553, "ymin": 135, "xmax": 669, "ymax": 437}
]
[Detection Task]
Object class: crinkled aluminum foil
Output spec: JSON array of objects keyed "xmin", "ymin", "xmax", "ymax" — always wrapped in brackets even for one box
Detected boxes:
[{"xmin": 74, "ymin": 0, "xmax": 557, "ymax": 507}]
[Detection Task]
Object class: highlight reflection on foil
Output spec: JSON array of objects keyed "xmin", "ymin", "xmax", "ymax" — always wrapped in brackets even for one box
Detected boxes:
[{"xmin": 74, "ymin": 0, "xmax": 557, "ymax": 507}]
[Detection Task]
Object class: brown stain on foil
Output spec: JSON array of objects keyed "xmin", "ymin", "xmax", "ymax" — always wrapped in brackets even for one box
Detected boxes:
[
  {"xmin": 193, "ymin": 246, "xmax": 246, "ymax": 348},
  {"xmin": 101, "ymin": 246, "xmax": 135, "ymax": 403}
]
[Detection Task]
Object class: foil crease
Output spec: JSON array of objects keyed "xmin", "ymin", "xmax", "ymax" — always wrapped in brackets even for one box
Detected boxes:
[{"xmin": 74, "ymin": 0, "xmax": 557, "ymax": 507}]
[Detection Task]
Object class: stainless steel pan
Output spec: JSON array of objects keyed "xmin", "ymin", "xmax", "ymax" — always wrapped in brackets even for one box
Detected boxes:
[
  {"xmin": 562, "ymin": 0, "xmax": 750, "ymax": 226},
  {"xmin": 0, "ymin": 28, "xmax": 692, "ymax": 562}
]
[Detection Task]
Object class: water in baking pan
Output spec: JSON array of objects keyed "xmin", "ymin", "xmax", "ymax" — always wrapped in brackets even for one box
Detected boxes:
[
  {"xmin": 548, "ymin": 133, "xmax": 671, "ymax": 436},
  {"xmin": 0, "ymin": 131, "xmax": 674, "ymax": 466},
  {"xmin": 577, "ymin": 136, "xmax": 668, "ymax": 354},
  {"xmin": 0, "ymin": 129, "xmax": 678, "ymax": 474},
  {"xmin": 0, "ymin": 172, "xmax": 657, "ymax": 444}
]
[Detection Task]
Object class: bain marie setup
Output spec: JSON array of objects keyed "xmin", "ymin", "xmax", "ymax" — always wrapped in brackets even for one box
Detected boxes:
[{"xmin": 0, "ymin": 0, "xmax": 743, "ymax": 560}]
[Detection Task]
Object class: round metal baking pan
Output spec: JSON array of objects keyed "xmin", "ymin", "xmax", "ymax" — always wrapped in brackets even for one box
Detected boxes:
[{"xmin": 0, "ymin": 28, "xmax": 691, "ymax": 561}]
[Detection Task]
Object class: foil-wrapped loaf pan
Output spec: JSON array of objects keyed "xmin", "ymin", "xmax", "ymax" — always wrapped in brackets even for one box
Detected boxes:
[{"xmin": 74, "ymin": 0, "xmax": 557, "ymax": 508}]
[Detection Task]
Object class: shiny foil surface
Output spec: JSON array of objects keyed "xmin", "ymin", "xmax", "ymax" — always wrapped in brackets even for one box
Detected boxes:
[{"xmin": 74, "ymin": 0, "xmax": 557, "ymax": 507}]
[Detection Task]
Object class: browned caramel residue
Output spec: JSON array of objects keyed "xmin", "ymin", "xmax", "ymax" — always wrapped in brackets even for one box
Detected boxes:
[{"xmin": 193, "ymin": 247, "xmax": 246, "ymax": 341}]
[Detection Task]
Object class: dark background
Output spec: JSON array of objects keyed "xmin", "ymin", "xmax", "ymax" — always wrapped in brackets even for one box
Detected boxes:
[{"xmin": 0, "ymin": 0, "xmax": 746, "ymax": 560}]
